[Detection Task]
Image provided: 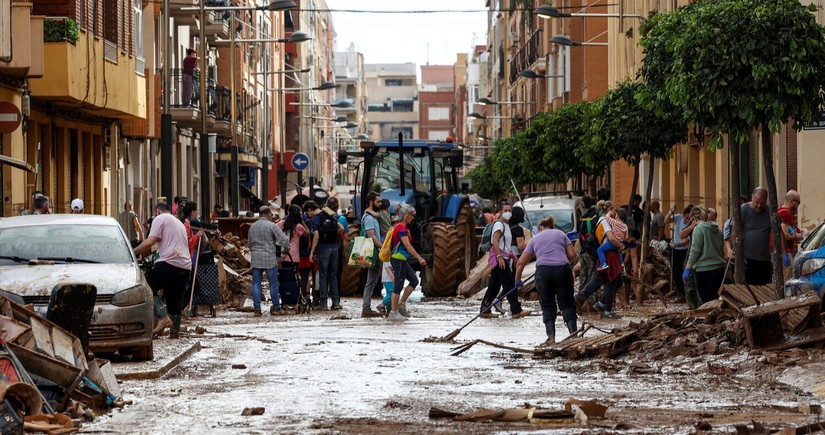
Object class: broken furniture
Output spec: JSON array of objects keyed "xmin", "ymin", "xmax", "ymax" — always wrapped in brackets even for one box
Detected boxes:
[{"xmin": 720, "ymin": 285, "xmax": 825, "ymax": 350}]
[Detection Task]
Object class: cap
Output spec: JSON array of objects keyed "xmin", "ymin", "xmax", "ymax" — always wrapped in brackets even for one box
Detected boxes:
[{"xmin": 71, "ymin": 198, "xmax": 84, "ymax": 211}]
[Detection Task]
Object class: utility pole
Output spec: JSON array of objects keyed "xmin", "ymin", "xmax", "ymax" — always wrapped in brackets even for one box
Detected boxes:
[
  {"xmin": 161, "ymin": 0, "xmax": 172, "ymax": 201},
  {"xmin": 199, "ymin": 0, "xmax": 210, "ymax": 213}
]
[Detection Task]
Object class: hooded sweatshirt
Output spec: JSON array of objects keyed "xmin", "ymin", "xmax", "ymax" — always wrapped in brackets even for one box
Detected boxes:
[{"xmin": 687, "ymin": 221, "xmax": 726, "ymax": 272}]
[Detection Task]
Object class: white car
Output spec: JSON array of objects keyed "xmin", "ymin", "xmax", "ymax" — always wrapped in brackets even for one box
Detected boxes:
[
  {"xmin": 514, "ymin": 194, "xmax": 584, "ymax": 242},
  {"xmin": 0, "ymin": 215, "xmax": 154, "ymax": 360}
]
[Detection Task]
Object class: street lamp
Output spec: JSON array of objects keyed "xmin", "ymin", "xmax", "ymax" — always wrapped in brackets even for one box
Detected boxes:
[
  {"xmin": 478, "ymin": 97, "xmax": 528, "ymax": 105},
  {"xmin": 534, "ymin": 5, "xmax": 641, "ymax": 19},
  {"xmin": 519, "ymin": 69, "xmax": 564, "ymax": 79},
  {"xmin": 468, "ymin": 112, "xmax": 508, "ymax": 120},
  {"xmin": 550, "ymin": 34, "xmax": 607, "ymax": 47}
]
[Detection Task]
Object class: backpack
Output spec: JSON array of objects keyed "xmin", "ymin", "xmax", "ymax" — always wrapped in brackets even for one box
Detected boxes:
[
  {"xmin": 578, "ymin": 207, "xmax": 598, "ymax": 242},
  {"xmin": 299, "ymin": 233, "xmax": 311, "ymax": 258},
  {"xmin": 479, "ymin": 222, "xmax": 497, "ymax": 253},
  {"xmin": 378, "ymin": 225, "xmax": 397, "ymax": 263},
  {"xmin": 580, "ymin": 217, "xmax": 607, "ymax": 259},
  {"xmin": 318, "ymin": 211, "xmax": 339, "ymax": 244}
]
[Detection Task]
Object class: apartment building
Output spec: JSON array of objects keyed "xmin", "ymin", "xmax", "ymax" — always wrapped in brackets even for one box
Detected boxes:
[
  {"xmin": 419, "ymin": 65, "xmax": 454, "ymax": 142},
  {"xmin": 365, "ymin": 63, "xmax": 418, "ymax": 140}
]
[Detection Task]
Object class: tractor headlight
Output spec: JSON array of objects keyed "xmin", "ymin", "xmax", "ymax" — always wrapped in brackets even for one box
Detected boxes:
[
  {"xmin": 801, "ymin": 258, "xmax": 825, "ymax": 276},
  {"xmin": 112, "ymin": 285, "xmax": 148, "ymax": 307}
]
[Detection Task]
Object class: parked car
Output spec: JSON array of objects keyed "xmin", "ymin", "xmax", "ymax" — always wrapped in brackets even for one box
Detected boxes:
[
  {"xmin": 785, "ymin": 222, "xmax": 825, "ymax": 298},
  {"xmin": 514, "ymin": 194, "xmax": 584, "ymax": 242},
  {"xmin": 0, "ymin": 215, "xmax": 154, "ymax": 360}
]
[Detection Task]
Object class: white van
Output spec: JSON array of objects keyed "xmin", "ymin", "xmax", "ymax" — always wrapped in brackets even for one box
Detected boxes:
[{"xmin": 513, "ymin": 194, "xmax": 584, "ymax": 242}]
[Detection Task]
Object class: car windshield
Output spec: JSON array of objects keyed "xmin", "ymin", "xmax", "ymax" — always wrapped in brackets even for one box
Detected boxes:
[
  {"xmin": 525, "ymin": 209, "xmax": 574, "ymax": 233},
  {"xmin": 802, "ymin": 223, "xmax": 825, "ymax": 251},
  {"xmin": 0, "ymin": 224, "xmax": 133, "ymax": 265}
]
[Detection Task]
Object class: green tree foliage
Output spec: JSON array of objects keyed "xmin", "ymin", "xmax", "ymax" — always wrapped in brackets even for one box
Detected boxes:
[
  {"xmin": 641, "ymin": 0, "xmax": 825, "ymax": 150},
  {"xmin": 466, "ymin": 156, "xmax": 502, "ymax": 199},
  {"xmin": 586, "ymin": 80, "xmax": 685, "ymax": 168},
  {"xmin": 534, "ymin": 101, "xmax": 601, "ymax": 182}
]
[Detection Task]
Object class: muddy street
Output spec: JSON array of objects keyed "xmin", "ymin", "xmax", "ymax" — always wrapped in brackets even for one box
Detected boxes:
[{"xmin": 86, "ymin": 296, "xmax": 825, "ymax": 434}]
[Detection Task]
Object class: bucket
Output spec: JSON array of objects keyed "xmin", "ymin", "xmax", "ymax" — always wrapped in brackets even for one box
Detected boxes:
[{"xmin": 0, "ymin": 383, "xmax": 42, "ymax": 417}]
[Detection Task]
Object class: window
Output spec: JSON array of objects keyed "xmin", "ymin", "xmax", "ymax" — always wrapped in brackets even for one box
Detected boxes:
[
  {"xmin": 385, "ymin": 79, "xmax": 402, "ymax": 87},
  {"xmin": 428, "ymin": 107, "xmax": 449, "ymax": 121},
  {"xmin": 390, "ymin": 127, "xmax": 413, "ymax": 139},
  {"xmin": 368, "ymin": 103, "xmax": 390, "ymax": 112},
  {"xmin": 428, "ymin": 130, "xmax": 450, "ymax": 141},
  {"xmin": 392, "ymin": 99, "xmax": 413, "ymax": 112},
  {"xmin": 133, "ymin": 0, "xmax": 143, "ymax": 58}
]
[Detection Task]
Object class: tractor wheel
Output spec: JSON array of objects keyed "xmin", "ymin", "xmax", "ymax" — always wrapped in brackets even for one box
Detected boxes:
[
  {"xmin": 422, "ymin": 222, "xmax": 461, "ymax": 297},
  {"xmin": 454, "ymin": 201, "xmax": 478, "ymax": 287},
  {"xmin": 340, "ymin": 227, "xmax": 366, "ymax": 297}
]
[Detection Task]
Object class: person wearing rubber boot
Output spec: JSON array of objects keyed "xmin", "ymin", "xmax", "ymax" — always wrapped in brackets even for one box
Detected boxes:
[
  {"xmin": 514, "ymin": 216, "xmax": 577, "ymax": 347},
  {"xmin": 360, "ymin": 191, "xmax": 384, "ymax": 318},
  {"xmin": 480, "ymin": 202, "xmax": 531, "ymax": 319},
  {"xmin": 134, "ymin": 202, "xmax": 192, "ymax": 339}
]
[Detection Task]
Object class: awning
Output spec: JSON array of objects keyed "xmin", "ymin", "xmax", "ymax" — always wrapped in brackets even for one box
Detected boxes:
[
  {"xmin": 216, "ymin": 152, "xmax": 260, "ymax": 168},
  {"xmin": 0, "ymin": 155, "xmax": 34, "ymax": 172}
]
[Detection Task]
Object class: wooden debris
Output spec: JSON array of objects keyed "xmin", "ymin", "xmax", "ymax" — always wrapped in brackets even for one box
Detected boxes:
[{"xmin": 565, "ymin": 398, "xmax": 609, "ymax": 419}]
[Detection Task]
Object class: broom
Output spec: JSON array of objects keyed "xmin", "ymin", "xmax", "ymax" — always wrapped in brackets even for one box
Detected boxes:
[
  {"xmin": 185, "ymin": 234, "xmax": 204, "ymax": 317},
  {"xmin": 438, "ymin": 285, "xmax": 520, "ymax": 342}
]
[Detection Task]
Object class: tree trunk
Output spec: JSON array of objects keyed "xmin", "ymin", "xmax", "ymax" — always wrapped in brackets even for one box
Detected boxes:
[
  {"xmin": 730, "ymin": 133, "xmax": 746, "ymax": 285},
  {"xmin": 760, "ymin": 122, "xmax": 785, "ymax": 299},
  {"xmin": 628, "ymin": 158, "xmax": 640, "ymax": 206},
  {"xmin": 588, "ymin": 175, "xmax": 597, "ymax": 197}
]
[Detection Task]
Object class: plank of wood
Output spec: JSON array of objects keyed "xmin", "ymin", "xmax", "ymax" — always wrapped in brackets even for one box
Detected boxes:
[{"xmin": 29, "ymin": 318, "xmax": 55, "ymax": 358}]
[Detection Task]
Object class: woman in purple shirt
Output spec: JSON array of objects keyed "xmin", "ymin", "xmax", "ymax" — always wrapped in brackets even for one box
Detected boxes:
[{"xmin": 514, "ymin": 215, "xmax": 577, "ymax": 346}]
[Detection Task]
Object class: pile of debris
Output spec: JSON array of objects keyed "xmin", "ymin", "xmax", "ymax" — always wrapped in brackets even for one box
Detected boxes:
[
  {"xmin": 633, "ymin": 249, "xmax": 672, "ymax": 303},
  {"xmin": 0, "ymin": 296, "xmax": 124, "ymax": 433},
  {"xmin": 208, "ymin": 232, "xmax": 253, "ymax": 308}
]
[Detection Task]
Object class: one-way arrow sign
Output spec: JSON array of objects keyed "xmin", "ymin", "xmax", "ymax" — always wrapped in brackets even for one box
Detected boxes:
[{"xmin": 291, "ymin": 152, "xmax": 310, "ymax": 171}]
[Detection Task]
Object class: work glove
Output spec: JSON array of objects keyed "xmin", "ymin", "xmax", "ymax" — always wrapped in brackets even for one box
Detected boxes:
[
  {"xmin": 682, "ymin": 268, "xmax": 693, "ymax": 282},
  {"xmin": 515, "ymin": 280, "xmax": 524, "ymax": 289},
  {"xmin": 783, "ymin": 253, "xmax": 791, "ymax": 268}
]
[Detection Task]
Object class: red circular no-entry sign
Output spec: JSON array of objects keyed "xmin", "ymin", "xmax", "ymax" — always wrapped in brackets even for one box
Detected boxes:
[{"xmin": 0, "ymin": 102, "xmax": 22, "ymax": 134}]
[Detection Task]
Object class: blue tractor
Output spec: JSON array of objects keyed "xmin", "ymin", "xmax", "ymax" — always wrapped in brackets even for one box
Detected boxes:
[{"xmin": 338, "ymin": 135, "xmax": 477, "ymax": 296}]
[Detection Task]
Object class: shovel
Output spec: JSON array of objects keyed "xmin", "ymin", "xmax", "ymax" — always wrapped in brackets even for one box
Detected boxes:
[{"xmin": 438, "ymin": 285, "xmax": 520, "ymax": 342}]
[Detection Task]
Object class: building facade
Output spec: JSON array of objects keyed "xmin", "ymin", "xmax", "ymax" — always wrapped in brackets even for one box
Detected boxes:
[{"xmin": 364, "ymin": 63, "xmax": 418, "ymax": 141}]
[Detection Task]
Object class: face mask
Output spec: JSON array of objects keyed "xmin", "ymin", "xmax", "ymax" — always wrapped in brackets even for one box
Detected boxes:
[{"xmin": 502, "ymin": 212, "xmax": 512, "ymax": 221}]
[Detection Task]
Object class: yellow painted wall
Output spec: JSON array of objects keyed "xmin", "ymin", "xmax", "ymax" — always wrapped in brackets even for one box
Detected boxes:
[
  {"xmin": 0, "ymin": 90, "xmax": 26, "ymax": 216},
  {"xmin": 28, "ymin": 31, "xmax": 146, "ymax": 119}
]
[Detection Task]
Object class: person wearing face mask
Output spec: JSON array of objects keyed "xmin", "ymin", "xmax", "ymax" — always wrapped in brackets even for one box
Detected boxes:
[
  {"xmin": 360, "ymin": 191, "xmax": 384, "ymax": 318},
  {"xmin": 741, "ymin": 187, "xmax": 771, "ymax": 285},
  {"xmin": 480, "ymin": 202, "xmax": 531, "ymax": 319}
]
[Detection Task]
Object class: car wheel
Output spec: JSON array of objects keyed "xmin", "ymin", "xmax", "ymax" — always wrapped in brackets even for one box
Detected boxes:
[{"xmin": 132, "ymin": 343, "xmax": 154, "ymax": 362}]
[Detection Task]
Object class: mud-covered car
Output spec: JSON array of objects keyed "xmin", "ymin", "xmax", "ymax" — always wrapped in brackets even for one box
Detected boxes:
[
  {"xmin": 785, "ymin": 222, "xmax": 825, "ymax": 298},
  {"xmin": 0, "ymin": 215, "xmax": 153, "ymax": 360}
]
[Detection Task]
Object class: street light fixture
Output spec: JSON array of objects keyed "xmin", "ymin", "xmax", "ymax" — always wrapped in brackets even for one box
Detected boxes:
[
  {"xmin": 550, "ymin": 34, "xmax": 607, "ymax": 47},
  {"xmin": 469, "ymin": 112, "xmax": 508, "ymax": 120},
  {"xmin": 533, "ymin": 5, "xmax": 641, "ymax": 18},
  {"xmin": 519, "ymin": 69, "xmax": 564, "ymax": 79},
  {"xmin": 478, "ymin": 98, "xmax": 528, "ymax": 105},
  {"xmin": 210, "ymin": 31, "xmax": 311, "ymax": 45}
]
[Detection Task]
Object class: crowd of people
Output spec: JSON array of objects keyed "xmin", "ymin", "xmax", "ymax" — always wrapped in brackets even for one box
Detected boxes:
[{"xmin": 34, "ymin": 183, "xmax": 804, "ymax": 341}]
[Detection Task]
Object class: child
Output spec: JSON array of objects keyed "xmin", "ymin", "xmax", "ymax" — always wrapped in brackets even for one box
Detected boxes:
[
  {"xmin": 378, "ymin": 261, "xmax": 394, "ymax": 316},
  {"xmin": 596, "ymin": 205, "xmax": 629, "ymax": 271}
]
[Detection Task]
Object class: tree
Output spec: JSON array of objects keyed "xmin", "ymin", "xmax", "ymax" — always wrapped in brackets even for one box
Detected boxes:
[
  {"xmin": 467, "ymin": 156, "xmax": 502, "ymax": 200},
  {"xmin": 640, "ymin": 0, "xmax": 825, "ymax": 297},
  {"xmin": 533, "ymin": 101, "xmax": 602, "ymax": 187}
]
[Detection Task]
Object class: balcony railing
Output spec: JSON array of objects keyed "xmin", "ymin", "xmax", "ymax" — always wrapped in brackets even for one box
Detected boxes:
[
  {"xmin": 207, "ymin": 82, "xmax": 231, "ymax": 121},
  {"xmin": 170, "ymin": 68, "xmax": 201, "ymax": 108},
  {"xmin": 510, "ymin": 29, "xmax": 542, "ymax": 84}
]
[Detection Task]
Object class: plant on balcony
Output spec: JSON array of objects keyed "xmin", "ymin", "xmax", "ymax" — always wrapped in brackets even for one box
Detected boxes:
[{"xmin": 44, "ymin": 18, "xmax": 79, "ymax": 45}]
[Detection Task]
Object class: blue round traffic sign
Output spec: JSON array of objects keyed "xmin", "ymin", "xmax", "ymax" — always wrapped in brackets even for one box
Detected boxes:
[{"xmin": 291, "ymin": 152, "xmax": 309, "ymax": 171}]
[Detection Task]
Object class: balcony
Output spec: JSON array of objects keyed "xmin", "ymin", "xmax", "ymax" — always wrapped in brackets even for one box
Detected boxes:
[
  {"xmin": 170, "ymin": 68, "xmax": 202, "ymax": 129},
  {"xmin": 204, "ymin": 11, "xmax": 229, "ymax": 39},
  {"xmin": 169, "ymin": 0, "xmax": 198, "ymax": 27},
  {"xmin": 0, "ymin": 3, "xmax": 44, "ymax": 78},
  {"xmin": 28, "ymin": 23, "xmax": 145, "ymax": 119},
  {"xmin": 208, "ymin": 83, "xmax": 232, "ymax": 134},
  {"xmin": 510, "ymin": 29, "xmax": 543, "ymax": 84}
]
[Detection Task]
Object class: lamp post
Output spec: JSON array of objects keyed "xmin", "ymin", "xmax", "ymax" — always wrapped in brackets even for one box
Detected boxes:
[
  {"xmin": 550, "ymin": 34, "xmax": 607, "ymax": 47},
  {"xmin": 468, "ymin": 112, "xmax": 508, "ymax": 120},
  {"xmin": 478, "ymin": 97, "xmax": 528, "ymax": 105}
]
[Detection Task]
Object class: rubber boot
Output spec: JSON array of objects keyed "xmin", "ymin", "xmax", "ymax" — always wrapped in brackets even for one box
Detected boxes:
[
  {"xmin": 566, "ymin": 319, "xmax": 578, "ymax": 334},
  {"xmin": 169, "ymin": 315, "xmax": 181, "ymax": 339},
  {"xmin": 541, "ymin": 325, "xmax": 556, "ymax": 347}
]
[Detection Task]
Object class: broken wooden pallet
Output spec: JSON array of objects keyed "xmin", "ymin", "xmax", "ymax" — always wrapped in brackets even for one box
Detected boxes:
[
  {"xmin": 721, "ymin": 285, "xmax": 825, "ymax": 350},
  {"xmin": 533, "ymin": 330, "xmax": 637, "ymax": 360}
]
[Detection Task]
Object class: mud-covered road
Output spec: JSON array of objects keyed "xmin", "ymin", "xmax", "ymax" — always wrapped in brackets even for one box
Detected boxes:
[{"xmin": 85, "ymin": 295, "xmax": 825, "ymax": 434}]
